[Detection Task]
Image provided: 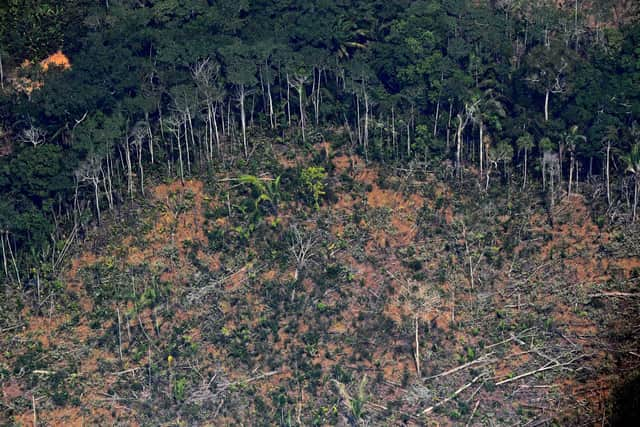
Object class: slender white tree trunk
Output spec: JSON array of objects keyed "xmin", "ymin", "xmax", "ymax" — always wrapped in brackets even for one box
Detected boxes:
[
  {"xmin": 391, "ymin": 107, "xmax": 396, "ymax": 154},
  {"xmin": 93, "ymin": 179, "xmax": 101, "ymax": 224},
  {"xmin": 1, "ymin": 230, "xmax": 8, "ymax": 278},
  {"xmin": 606, "ymin": 141, "xmax": 611, "ymax": 206},
  {"xmin": 522, "ymin": 148, "xmax": 528, "ymax": 190},
  {"xmin": 568, "ymin": 154, "xmax": 574, "ymax": 196},
  {"xmin": 364, "ymin": 89, "xmax": 369, "ymax": 160},
  {"xmin": 213, "ymin": 104, "xmax": 220, "ymax": 157},
  {"xmin": 182, "ymin": 118, "xmax": 191, "ymax": 175},
  {"xmin": 267, "ymin": 80, "xmax": 274, "ymax": 129},
  {"xmin": 479, "ymin": 121, "xmax": 484, "ymax": 177},
  {"xmin": 433, "ymin": 97, "xmax": 440, "ymax": 137},
  {"xmin": 356, "ymin": 94, "xmax": 361, "ymax": 146},
  {"xmin": 286, "ymin": 73, "xmax": 291, "ymax": 126},
  {"xmin": 456, "ymin": 113, "xmax": 465, "ymax": 178},
  {"xmin": 0, "ymin": 52, "xmax": 4, "ymax": 90},
  {"xmin": 239, "ymin": 84, "xmax": 248, "ymax": 158},
  {"xmin": 298, "ymin": 83, "xmax": 305, "ymax": 144},
  {"xmin": 146, "ymin": 119, "xmax": 154, "ymax": 164},
  {"xmin": 634, "ymin": 177, "xmax": 638, "ymax": 222},
  {"xmin": 544, "ymin": 90, "xmax": 550, "ymax": 122},
  {"xmin": 414, "ymin": 316, "xmax": 421, "ymax": 378},
  {"xmin": 124, "ymin": 136, "xmax": 133, "ymax": 198},
  {"xmin": 136, "ymin": 142, "xmax": 144, "ymax": 196},
  {"xmin": 176, "ymin": 127, "xmax": 184, "ymax": 183}
]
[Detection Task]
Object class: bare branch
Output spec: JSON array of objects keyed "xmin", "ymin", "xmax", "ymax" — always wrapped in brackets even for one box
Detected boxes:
[{"xmin": 20, "ymin": 125, "xmax": 46, "ymax": 147}]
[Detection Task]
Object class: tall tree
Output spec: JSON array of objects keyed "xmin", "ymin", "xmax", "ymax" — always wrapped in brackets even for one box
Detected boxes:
[
  {"xmin": 524, "ymin": 42, "xmax": 577, "ymax": 122},
  {"xmin": 516, "ymin": 132, "xmax": 534, "ymax": 189},
  {"xmin": 622, "ymin": 143, "xmax": 640, "ymax": 222}
]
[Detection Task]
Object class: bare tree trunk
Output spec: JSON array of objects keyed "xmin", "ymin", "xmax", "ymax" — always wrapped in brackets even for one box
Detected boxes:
[
  {"xmin": 634, "ymin": 177, "xmax": 638, "ymax": 222},
  {"xmin": 117, "ymin": 307, "xmax": 123, "ymax": 362},
  {"xmin": 249, "ymin": 94, "xmax": 255, "ymax": 128},
  {"xmin": 32, "ymin": 395, "xmax": 37, "ymax": 427},
  {"xmin": 227, "ymin": 99, "xmax": 231, "ymax": 141},
  {"xmin": 544, "ymin": 90, "xmax": 550, "ymax": 122},
  {"xmin": 267, "ymin": 79, "xmax": 274, "ymax": 129},
  {"xmin": 93, "ymin": 179, "xmax": 101, "ymax": 224},
  {"xmin": 1, "ymin": 230, "xmax": 8, "ymax": 278},
  {"xmin": 542, "ymin": 153, "xmax": 546, "ymax": 189},
  {"xmin": 391, "ymin": 106, "xmax": 396, "ymax": 155},
  {"xmin": 107, "ymin": 153, "xmax": 114, "ymax": 208},
  {"xmin": 213, "ymin": 104, "xmax": 221, "ymax": 157},
  {"xmin": 136, "ymin": 141, "xmax": 144, "ymax": 196},
  {"xmin": 146, "ymin": 115, "xmax": 154, "ymax": 164},
  {"xmin": 522, "ymin": 147, "xmax": 528, "ymax": 190},
  {"xmin": 187, "ymin": 107, "xmax": 197, "ymax": 166},
  {"xmin": 606, "ymin": 141, "xmax": 611, "ymax": 206},
  {"xmin": 259, "ymin": 66, "xmax": 266, "ymax": 122},
  {"xmin": 568, "ymin": 153, "xmax": 574, "ymax": 196},
  {"xmin": 183, "ymin": 115, "xmax": 192, "ymax": 174},
  {"xmin": 414, "ymin": 316, "xmax": 421, "ymax": 378},
  {"xmin": 479, "ymin": 121, "xmax": 484, "ymax": 177},
  {"xmin": 298, "ymin": 82, "xmax": 305, "ymax": 144},
  {"xmin": 447, "ymin": 103, "xmax": 453, "ymax": 151},
  {"xmin": 364, "ymin": 89, "xmax": 369, "ymax": 161},
  {"xmin": 406, "ymin": 123, "xmax": 410, "ymax": 161},
  {"xmin": 550, "ymin": 164, "xmax": 555, "ymax": 208},
  {"xmin": 176, "ymin": 126, "xmax": 184, "ymax": 184},
  {"xmin": 456, "ymin": 113, "xmax": 465, "ymax": 178},
  {"xmin": 433, "ymin": 97, "xmax": 440, "ymax": 137},
  {"xmin": 356, "ymin": 94, "xmax": 362, "ymax": 146},
  {"xmin": 220, "ymin": 100, "xmax": 226, "ymax": 136},
  {"xmin": 158, "ymin": 101, "xmax": 166, "ymax": 144},
  {"xmin": 6, "ymin": 233, "xmax": 20, "ymax": 286},
  {"xmin": 312, "ymin": 67, "xmax": 319, "ymax": 126},
  {"xmin": 100, "ymin": 163, "xmax": 113, "ymax": 210},
  {"xmin": 0, "ymin": 52, "xmax": 4, "ymax": 90},
  {"xmin": 205, "ymin": 102, "xmax": 213, "ymax": 161},
  {"xmin": 286, "ymin": 73, "xmax": 291, "ymax": 126},
  {"xmin": 124, "ymin": 135, "xmax": 133, "ymax": 198},
  {"xmin": 239, "ymin": 84, "xmax": 248, "ymax": 158},
  {"xmin": 485, "ymin": 163, "xmax": 492, "ymax": 191},
  {"xmin": 317, "ymin": 68, "xmax": 323, "ymax": 119}
]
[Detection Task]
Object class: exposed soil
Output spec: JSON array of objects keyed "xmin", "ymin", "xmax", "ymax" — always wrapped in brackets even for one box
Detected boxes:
[{"xmin": 2, "ymin": 149, "xmax": 639, "ymax": 425}]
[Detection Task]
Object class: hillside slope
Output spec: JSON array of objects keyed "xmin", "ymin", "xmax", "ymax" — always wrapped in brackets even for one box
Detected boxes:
[{"xmin": 1, "ymin": 141, "xmax": 639, "ymax": 426}]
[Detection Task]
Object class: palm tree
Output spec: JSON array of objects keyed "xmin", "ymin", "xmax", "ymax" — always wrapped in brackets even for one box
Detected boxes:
[
  {"xmin": 331, "ymin": 17, "xmax": 368, "ymax": 60},
  {"xmin": 516, "ymin": 132, "xmax": 535, "ymax": 190},
  {"xmin": 622, "ymin": 143, "xmax": 640, "ymax": 222},
  {"xmin": 563, "ymin": 125, "xmax": 586, "ymax": 196}
]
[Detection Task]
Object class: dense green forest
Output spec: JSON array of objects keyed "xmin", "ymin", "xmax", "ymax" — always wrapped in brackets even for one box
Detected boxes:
[
  {"xmin": 2, "ymin": 1, "xmax": 640, "ymax": 425},
  {"xmin": 0, "ymin": 0, "xmax": 638, "ymax": 276}
]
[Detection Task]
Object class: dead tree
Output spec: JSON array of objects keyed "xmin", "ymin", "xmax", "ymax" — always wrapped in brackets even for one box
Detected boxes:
[
  {"xmin": 193, "ymin": 59, "xmax": 223, "ymax": 159},
  {"xmin": 19, "ymin": 125, "xmax": 46, "ymax": 147},
  {"xmin": 164, "ymin": 114, "xmax": 185, "ymax": 183},
  {"xmin": 289, "ymin": 73, "xmax": 309, "ymax": 144},
  {"xmin": 75, "ymin": 153, "xmax": 104, "ymax": 224},
  {"xmin": 130, "ymin": 123, "xmax": 147, "ymax": 196},
  {"xmin": 288, "ymin": 224, "xmax": 320, "ymax": 282}
]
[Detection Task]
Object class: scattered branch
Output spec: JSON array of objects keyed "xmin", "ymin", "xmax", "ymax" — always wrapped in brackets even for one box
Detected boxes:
[
  {"xmin": 419, "ymin": 373, "xmax": 488, "ymax": 416},
  {"xmin": 423, "ymin": 352, "xmax": 496, "ymax": 381}
]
